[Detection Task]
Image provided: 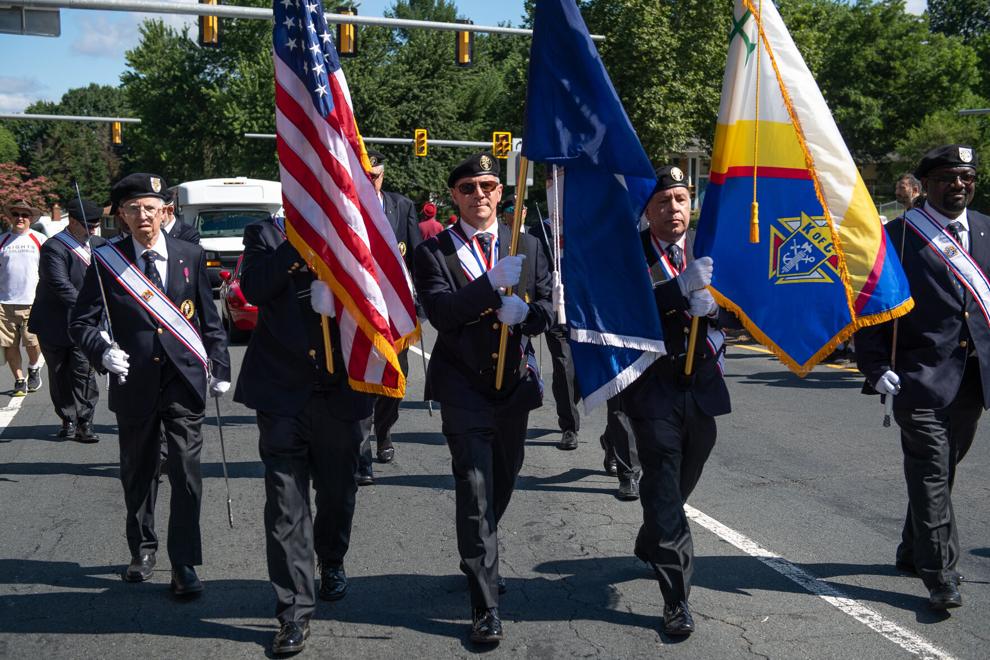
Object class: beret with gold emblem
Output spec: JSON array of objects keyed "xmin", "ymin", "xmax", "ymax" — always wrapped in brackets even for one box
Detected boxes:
[
  {"xmin": 915, "ymin": 144, "xmax": 979, "ymax": 179},
  {"xmin": 111, "ymin": 172, "xmax": 169, "ymax": 206},
  {"xmin": 447, "ymin": 152, "xmax": 501, "ymax": 188},
  {"xmin": 651, "ymin": 164, "xmax": 689, "ymax": 195}
]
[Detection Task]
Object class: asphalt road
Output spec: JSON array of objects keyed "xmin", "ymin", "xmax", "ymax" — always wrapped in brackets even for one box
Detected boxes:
[{"xmin": 0, "ymin": 326, "xmax": 987, "ymax": 659}]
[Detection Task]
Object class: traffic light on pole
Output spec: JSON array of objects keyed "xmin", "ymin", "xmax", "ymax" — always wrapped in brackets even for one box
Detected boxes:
[
  {"xmin": 336, "ymin": 5, "xmax": 357, "ymax": 57},
  {"xmin": 492, "ymin": 131, "xmax": 511, "ymax": 159},
  {"xmin": 414, "ymin": 128, "xmax": 428, "ymax": 157},
  {"xmin": 198, "ymin": 0, "xmax": 220, "ymax": 48},
  {"xmin": 455, "ymin": 19, "xmax": 473, "ymax": 67},
  {"xmin": 111, "ymin": 121, "xmax": 123, "ymax": 146}
]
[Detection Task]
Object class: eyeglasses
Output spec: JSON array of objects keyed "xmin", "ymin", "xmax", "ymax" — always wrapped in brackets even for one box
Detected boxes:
[
  {"xmin": 930, "ymin": 172, "xmax": 978, "ymax": 185},
  {"xmin": 10, "ymin": 212, "xmax": 32, "ymax": 219},
  {"xmin": 456, "ymin": 180, "xmax": 499, "ymax": 195},
  {"xmin": 121, "ymin": 204, "xmax": 163, "ymax": 217},
  {"xmin": 369, "ymin": 171, "xmax": 383, "ymax": 181}
]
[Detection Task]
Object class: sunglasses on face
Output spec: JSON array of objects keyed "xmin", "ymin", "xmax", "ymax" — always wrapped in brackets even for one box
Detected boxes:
[
  {"xmin": 456, "ymin": 180, "xmax": 499, "ymax": 195},
  {"xmin": 11, "ymin": 212, "xmax": 31, "ymax": 219},
  {"xmin": 930, "ymin": 172, "xmax": 977, "ymax": 185}
]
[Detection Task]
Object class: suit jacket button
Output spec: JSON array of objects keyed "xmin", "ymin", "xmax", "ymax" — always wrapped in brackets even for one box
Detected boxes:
[
  {"xmin": 156, "ymin": 327, "xmax": 163, "ymax": 335},
  {"xmin": 308, "ymin": 349, "xmax": 317, "ymax": 357},
  {"xmin": 964, "ymin": 311, "xmax": 970, "ymax": 319},
  {"xmin": 491, "ymin": 352, "xmax": 498, "ymax": 360},
  {"xmin": 492, "ymin": 322, "xmax": 500, "ymax": 329},
  {"xmin": 960, "ymin": 340, "xmax": 968, "ymax": 348},
  {"xmin": 153, "ymin": 357, "xmax": 160, "ymax": 363}
]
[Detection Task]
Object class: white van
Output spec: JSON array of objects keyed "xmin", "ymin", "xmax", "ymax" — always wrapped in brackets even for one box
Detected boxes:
[{"xmin": 171, "ymin": 177, "xmax": 282, "ymax": 288}]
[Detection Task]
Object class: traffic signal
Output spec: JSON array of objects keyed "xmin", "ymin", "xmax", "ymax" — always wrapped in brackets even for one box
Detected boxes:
[
  {"xmin": 414, "ymin": 128, "xmax": 428, "ymax": 157},
  {"xmin": 455, "ymin": 19, "xmax": 473, "ymax": 67},
  {"xmin": 336, "ymin": 5, "xmax": 357, "ymax": 57},
  {"xmin": 111, "ymin": 121, "xmax": 123, "ymax": 146},
  {"xmin": 198, "ymin": 0, "xmax": 219, "ymax": 48},
  {"xmin": 492, "ymin": 131, "xmax": 511, "ymax": 159}
]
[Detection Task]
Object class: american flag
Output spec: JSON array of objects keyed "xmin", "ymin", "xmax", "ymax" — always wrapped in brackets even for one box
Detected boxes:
[{"xmin": 273, "ymin": 0, "xmax": 419, "ymax": 397}]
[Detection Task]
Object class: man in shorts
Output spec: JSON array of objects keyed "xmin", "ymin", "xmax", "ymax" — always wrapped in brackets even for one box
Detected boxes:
[{"xmin": 1, "ymin": 200, "xmax": 47, "ymax": 396}]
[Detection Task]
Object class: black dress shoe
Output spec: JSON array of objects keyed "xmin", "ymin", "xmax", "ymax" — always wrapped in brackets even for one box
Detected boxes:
[
  {"xmin": 171, "ymin": 565, "xmax": 204, "ymax": 597},
  {"xmin": 928, "ymin": 583, "xmax": 962, "ymax": 610},
  {"xmin": 319, "ymin": 564, "xmax": 348, "ymax": 601},
  {"xmin": 617, "ymin": 476, "xmax": 640, "ymax": 501},
  {"xmin": 557, "ymin": 429, "xmax": 579, "ymax": 450},
  {"xmin": 75, "ymin": 421, "xmax": 98, "ymax": 444},
  {"xmin": 356, "ymin": 467, "xmax": 374, "ymax": 486},
  {"xmin": 57, "ymin": 420, "xmax": 76, "ymax": 439},
  {"xmin": 497, "ymin": 576, "xmax": 507, "ymax": 595},
  {"xmin": 272, "ymin": 620, "xmax": 310, "ymax": 655},
  {"xmin": 600, "ymin": 436, "xmax": 618, "ymax": 475},
  {"xmin": 663, "ymin": 601, "xmax": 696, "ymax": 636},
  {"xmin": 470, "ymin": 607, "xmax": 503, "ymax": 644},
  {"xmin": 124, "ymin": 553, "xmax": 156, "ymax": 582},
  {"xmin": 376, "ymin": 436, "xmax": 395, "ymax": 463}
]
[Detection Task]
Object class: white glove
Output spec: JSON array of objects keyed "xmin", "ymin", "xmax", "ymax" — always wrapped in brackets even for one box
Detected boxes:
[
  {"xmin": 310, "ymin": 280, "xmax": 335, "ymax": 318},
  {"xmin": 676, "ymin": 256, "xmax": 714, "ymax": 295},
  {"xmin": 486, "ymin": 254, "xmax": 526, "ymax": 290},
  {"xmin": 101, "ymin": 345, "xmax": 130, "ymax": 376},
  {"xmin": 209, "ymin": 377, "xmax": 231, "ymax": 398},
  {"xmin": 687, "ymin": 288, "xmax": 718, "ymax": 317},
  {"xmin": 497, "ymin": 294, "xmax": 530, "ymax": 325},
  {"xmin": 874, "ymin": 370, "xmax": 901, "ymax": 396}
]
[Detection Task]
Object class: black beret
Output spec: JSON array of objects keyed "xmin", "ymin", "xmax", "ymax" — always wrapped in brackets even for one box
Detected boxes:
[
  {"xmin": 500, "ymin": 195, "xmax": 516, "ymax": 212},
  {"xmin": 367, "ymin": 148, "xmax": 386, "ymax": 168},
  {"xmin": 448, "ymin": 152, "xmax": 501, "ymax": 188},
  {"xmin": 651, "ymin": 165, "xmax": 689, "ymax": 195},
  {"xmin": 915, "ymin": 145, "xmax": 978, "ymax": 179},
  {"xmin": 66, "ymin": 198, "xmax": 104, "ymax": 225},
  {"xmin": 110, "ymin": 173, "xmax": 168, "ymax": 206}
]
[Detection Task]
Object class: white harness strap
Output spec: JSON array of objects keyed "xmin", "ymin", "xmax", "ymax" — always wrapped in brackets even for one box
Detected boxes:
[
  {"xmin": 905, "ymin": 208, "xmax": 990, "ymax": 325},
  {"xmin": 52, "ymin": 229, "xmax": 91, "ymax": 266},
  {"xmin": 93, "ymin": 243, "xmax": 208, "ymax": 368}
]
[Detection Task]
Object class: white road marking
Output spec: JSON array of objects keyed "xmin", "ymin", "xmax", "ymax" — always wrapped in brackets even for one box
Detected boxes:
[
  {"xmin": 686, "ymin": 504, "xmax": 956, "ymax": 660},
  {"xmin": 409, "ymin": 344, "xmax": 431, "ymax": 360},
  {"xmin": 0, "ymin": 394, "xmax": 26, "ymax": 435}
]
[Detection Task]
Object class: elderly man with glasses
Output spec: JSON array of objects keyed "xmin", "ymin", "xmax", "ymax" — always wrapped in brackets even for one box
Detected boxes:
[
  {"xmin": 413, "ymin": 153, "xmax": 552, "ymax": 645},
  {"xmin": 0, "ymin": 199, "xmax": 47, "ymax": 397},
  {"xmin": 856, "ymin": 145, "xmax": 990, "ymax": 612},
  {"xmin": 70, "ymin": 173, "xmax": 230, "ymax": 599}
]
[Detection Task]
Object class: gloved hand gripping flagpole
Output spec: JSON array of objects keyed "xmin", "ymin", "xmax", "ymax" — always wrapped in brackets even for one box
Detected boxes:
[
  {"xmin": 495, "ymin": 153, "xmax": 532, "ymax": 390},
  {"xmin": 75, "ymin": 181, "xmax": 125, "ymax": 386}
]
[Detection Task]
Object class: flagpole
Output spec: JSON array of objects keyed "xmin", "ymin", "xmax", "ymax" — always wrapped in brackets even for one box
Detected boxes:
[
  {"xmin": 882, "ymin": 216, "xmax": 910, "ymax": 426},
  {"xmin": 495, "ymin": 154, "xmax": 531, "ymax": 390},
  {"xmin": 321, "ymin": 315, "xmax": 335, "ymax": 375},
  {"xmin": 684, "ymin": 316, "xmax": 701, "ymax": 376}
]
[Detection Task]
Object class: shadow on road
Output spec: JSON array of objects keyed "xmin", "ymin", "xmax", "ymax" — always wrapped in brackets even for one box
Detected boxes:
[{"xmin": 730, "ymin": 370, "xmax": 862, "ymax": 389}]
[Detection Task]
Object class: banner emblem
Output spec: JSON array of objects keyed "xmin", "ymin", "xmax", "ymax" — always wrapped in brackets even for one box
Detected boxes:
[
  {"xmin": 141, "ymin": 290, "xmax": 154, "ymax": 301},
  {"xmin": 769, "ymin": 213, "xmax": 839, "ymax": 284}
]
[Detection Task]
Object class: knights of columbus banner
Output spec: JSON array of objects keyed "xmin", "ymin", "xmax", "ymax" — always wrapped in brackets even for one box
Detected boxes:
[{"xmin": 695, "ymin": 0, "xmax": 913, "ymax": 374}]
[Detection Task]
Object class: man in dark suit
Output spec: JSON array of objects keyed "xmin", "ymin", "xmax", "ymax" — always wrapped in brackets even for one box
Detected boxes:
[
  {"xmin": 620, "ymin": 165, "xmax": 730, "ymax": 637},
  {"xmin": 527, "ymin": 178, "xmax": 582, "ymax": 452},
  {"xmin": 69, "ymin": 172, "xmax": 230, "ymax": 598},
  {"xmin": 163, "ymin": 190, "xmax": 201, "ymax": 244},
  {"xmin": 856, "ymin": 145, "xmax": 990, "ymax": 611},
  {"xmin": 234, "ymin": 217, "xmax": 373, "ymax": 655},
  {"xmin": 414, "ymin": 153, "xmax": 552, "ymax": 644},
  {"xmin": 356, "ymin": 149, "xmax": 424, "ymax": 482},
  {"xmin": 28, "ymin": 197, "xmax": 105, "ymax": 442}
]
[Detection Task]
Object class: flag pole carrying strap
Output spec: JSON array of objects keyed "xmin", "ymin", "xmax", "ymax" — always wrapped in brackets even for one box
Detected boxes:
[{"xmin": 495, "ymin": 154, "xmax": 532, "ymax": 390}]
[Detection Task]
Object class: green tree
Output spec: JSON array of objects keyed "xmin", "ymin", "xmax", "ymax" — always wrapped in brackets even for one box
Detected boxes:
[
  {"xmin": 0, "ymin": 127, "xmax": 17, "ymax": 163},
  {"xmin": 929, "ymin": 0, "xmax": 990, "ymax": 42}
]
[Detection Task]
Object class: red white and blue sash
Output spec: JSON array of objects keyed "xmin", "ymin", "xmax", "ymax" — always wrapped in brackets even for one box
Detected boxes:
[
  {"xmin": 905, "ymin": 208, "xmax": 990, "ymax": 325},
  {"xmin": 448, "ymin": 223, "xmax": 498, "ymax": 282},
  {"xmin": 647, "ymin": 235, "xmax": 725, "ymax": 372},
  {"xmin": 52, "ymin": 229, "xmax": 91, "ymax": 266},
  {"xmin": 93, "ymin": 242, "xmax": 208, "ymax": 368}
]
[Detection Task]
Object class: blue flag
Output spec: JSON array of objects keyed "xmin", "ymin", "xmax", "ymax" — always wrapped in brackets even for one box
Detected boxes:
[{"xmin": 523, "ymin": 0, "xmax": 664, "ymax": 410}]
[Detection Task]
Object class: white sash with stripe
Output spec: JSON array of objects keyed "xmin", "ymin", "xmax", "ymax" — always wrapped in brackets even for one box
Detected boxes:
[
  {"xmin": 93, "ymin": 243, "xmax": 209, "ymax": 368},
  {"xmin": 905, "ymin": 208, "xmax": 990, "ymax": 325},
  {"xmin": 52, "ymin": 229, "xmax": 91, "ymax": 266},
  {"xmin": 448, "ymin": 225, "xmax": 498, "ymax": 282},
  {"xmin": 647, "ymin": 235, "xmax": 726, "ymax": 372}
]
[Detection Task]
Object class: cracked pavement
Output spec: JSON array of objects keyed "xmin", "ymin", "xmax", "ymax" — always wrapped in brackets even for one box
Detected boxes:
[{"xmin": 1, "ymin": 325, "xmax": 988, "ymax": 658}]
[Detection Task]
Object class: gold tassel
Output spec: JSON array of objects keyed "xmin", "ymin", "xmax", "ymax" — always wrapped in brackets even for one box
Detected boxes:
[{"xmin": 749, "ymin": 201, "xmax": 760, "ymax": 243}]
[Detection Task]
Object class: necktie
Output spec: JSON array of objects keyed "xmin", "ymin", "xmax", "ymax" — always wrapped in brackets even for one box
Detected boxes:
[
  {"xmin": 667, "ymin": 244, "xmax": 684, "ymax": 271},
  {"xmin": 947, "ymin": 222, "xmax": 965, "ymax": 250},
  {"xmin": 475, "ymin": 233, "xmax": 493, "ymax": 267},
  {"xmin": 143, "ymin": 250, "xmax": 165, "ymax": 291}
]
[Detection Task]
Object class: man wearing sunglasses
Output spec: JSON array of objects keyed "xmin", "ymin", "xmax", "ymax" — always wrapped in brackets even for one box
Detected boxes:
[
  {"xmin": 0, "ymin": 199, "xmax": 47, "ymax": 397},
  {"xmin": 355, "ymin": 149, "xmax": 424, "ymax": 483},
  {"xmin": 414, "ymin": 153, "xmax": 552, "ymax": 645},
  {"xmin": 856, "ymin": 145, "xmax": 990, "ymax": 611}
]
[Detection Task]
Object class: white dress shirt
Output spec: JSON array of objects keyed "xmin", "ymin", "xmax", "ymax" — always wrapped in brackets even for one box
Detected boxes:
[
  {"xmin": 132, "ymin": 232, "xmax": 169, "ymax": 293},
  {"xmin": 924, "ymin": 202, "xmax": 969, "ymax": 252}
]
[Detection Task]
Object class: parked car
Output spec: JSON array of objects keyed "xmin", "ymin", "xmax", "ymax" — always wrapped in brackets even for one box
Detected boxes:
[{"xmin": 218, "ymin": 254, "xmax": 257, "ymax": 342}]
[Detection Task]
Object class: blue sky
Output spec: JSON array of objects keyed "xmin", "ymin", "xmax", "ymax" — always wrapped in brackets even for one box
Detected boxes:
[
  {"xmin": 0, "ymin": 0, "xmax": 530, "ymax": 113},
  {"xmin": 0, "ymin": 0, "xmax": 927, "ymax": 114}
]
